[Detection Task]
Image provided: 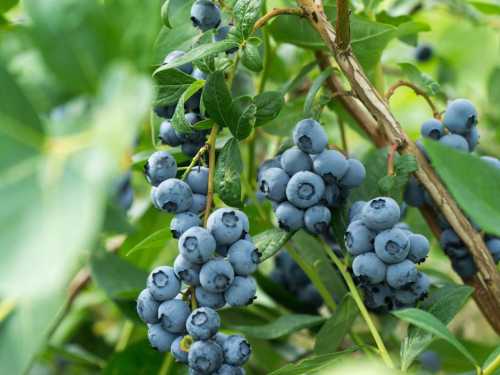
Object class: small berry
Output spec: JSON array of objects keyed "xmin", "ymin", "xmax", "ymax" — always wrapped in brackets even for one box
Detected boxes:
[
  {"xmin": 352, "ymin": 253, "xmax": 386, "ymax": 284},
  {"xmin": 313, "ymin": 149, "xmax": 348, "ymax": 183},
  {"xmin": 173, "ymin": 255, "xmax": 201, "ymax": 286},
  {"xmin": 408, "ymin": 234, "xmax": 430, "ymax": 263},
  {"xmin": 147, "ymin": 266, "xmax": 181, "ymax": 301},
  {"xmin": 171, "ymin": 212, "xmax": 202, "ymax": 239},
  {"xmin": 188, "ymin": 340, "xmax": 224, "ymax": 373},
  {"xmin": 280, "ymin": 146, "xmax": 313, "ymax": 175},
  {"xmin": 200, "ymin": 258, "xmax": 235, "ymax": 293},
  {"xmin": 222, "ymin": 335, "xmax": 251, "ymax": 366},
  {"xmin": 224, "ymin": 276, "xmax": 257, "ymax": 307},
  {"xmin": 345, "ymin": 220, "xmax": 375, "ymax": 256},
  {"xmin": 179, "ymin": 226, "xmax": 216, "ymax": 264},
  {"xmin": 158, "ymin": 299, "xmax": 191, "ymax": 333},
  {"xmin": 259, "ymin": 167, "xmax": 290, "ymax": 202},
  {"xmin": 186, "ymin": 307, "xmax": 221, "ymax": 340},
  {"xmin": 304, "ymin": 205, "xmax": 331, "ymax": 234},
  {"xmin": 386, "ymin": 260, "xmax": 418, "ymax": 288},
  {"xmin": 190, "ymin": 0, "xmax": 221, "ymax": 32},
  {"xmin": 137, "ymin": 288, "xmax": 160, "ymax": 324},
  {"xmin": 443, "ymin": 99, "xmax": 477, "ymax": 135},
  {"xmin": 293, "ymin": 118, "xmax": 328, "ymax": 154},
  {"xmin": 195, "ymin": 286, "xmax": 226, "ymax": 309},
  {"xmin": 145, "ymin": 151, "xmax": 177, "ymax": 187},
  {"xmin": 171, "ymin": 336, "xmax": 189, "ymax": 363},
  {"xmin": 421, "ymin": 119, "xmax": 444, "ymax": 140},
  {"xmin": 439, "ymin": 134, "xmax": 469, "ymax": 152},
  {"xmin": 227, "ymin": 240, "xmax": 260, "ymax": 276},
  {"xmin": 286, "ymin": 171, "xmax": 325, "ymax": 209},
  {"xmin": 275, "ymin": 202, "xmax": 304, "ymax": 232},
  {"xmin": 361, "ymin": 197, "xmax": 401, "ymax": 231},
  {"xmin": 207, "ymin": 208, "xmax": 246, "ymax": 245},
  {"xmin": 186, "ymin": 166, "xmax": 209, "ymax": 195},
  {"xmin": 374, "ymin": 228, "xmax": 411, "ymax": 264},
  {"xmin": 156, "ymin": 178, "xmax": 193, "ymax": 213},
  {"xmin": 339, "ymin": 159, "xmax": 366, "ymax": 188},
  {"xmin": 147, "ymin": 323, "xmax": 178, "ymax": 352}
]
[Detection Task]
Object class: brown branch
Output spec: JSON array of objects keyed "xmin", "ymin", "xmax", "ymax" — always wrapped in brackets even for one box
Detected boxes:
[
  {"xmin": 386, "ymin": 80, "xmax": 441, "ymax": 120},
  {"xmin": 253, "ymin": 7, "xmax": 305, "ymax": 32},
  {"xmin": 335, "ymin": 0, "xmax": 350, "ymax": 51},
  {"xmin": 204, "ymin": 124, "xmax": 219, "ymax": 226},
  {"xmin": 387, "ymin": 143, "xmax": 398, "ymax": 176},
  {"xmin": 298, "ymin": 0, "xmax": 500, "ymax": 333}
]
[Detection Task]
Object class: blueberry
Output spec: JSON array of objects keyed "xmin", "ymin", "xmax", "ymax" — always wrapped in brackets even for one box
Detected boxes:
[
  {"xmin": 439, "ymin": 134, "xmax": 469, "ymax": 152},
  {"xmin": 404, "ymin": 176, "xmax": 425, "ymax": 207},
  {"xmin": 362, "ymin": 283, "xmax": 393, "ymax": 310},
  {"xmin": 293, "ymin": 119, "xmax": 328, "ymax": 154},
  {"xmin": 200, "ymin": 258, "xmax": 235, "ymax": 293},
  {"xmin": 151, "ymin": 187, "xmax": 161, "ymax": 209},
  {"xmin": 466, "ymin": 127, "xmax": 480, "ymax": 150},
  {"xmin": 186, "ymin": 166, "xmax": 209, "ymax": 194},
  {"xmin": 154, "ymin": 104, "xmax": 175, "ymax": 119},
  {"xmin": 156, "ymin": 178, "xmax": 193, "ymax": 213},
  {"xmin": 374, "ymin": 228, "xmax": 410, "ymax": 264},
  {"xmin": 259, "ymin": 167, "xmax": 290, "ymax": 202},
  {"xmin": 188, "ymin": 340, "xmax": 224, "ymax": 373},
  {"xmin": 215, "ymin": 364, "xmax": 245, "ymax": 375},
  {"xmin": 481, "ymin": 156, "xmax": 500, "ymax": 169},
  {"xmin": 322, "ymin": 184, "xmax": 341, "ymax": 208},
  {"xmin": 186, "ymin": 307, "xmax": 221, "ymax": 340},
  {"xmin": 213, "ymin": 25, "xmax": 230, "ymax": 42},
  {"xmin": 451, "ymin": 256, "xmax": 477, "ymax": 278},
  {"xmin": 224, "ymin": 276, "xmax": 257, "ymax": 306},
  {"xmin": 394, "ymin": 222, "xmax": 411, "ymax": 232},
  {"xmin": 190, "ymin": 0, "xmax": 221, "ymax": 32},
  {"xmin": 345, "ymin": 220, "xmax": 375, "ymax": 256},
  {"xmin": 144, "ymin": 151, "xmax": 177, "ymax": 187},
  {"xmin": 159, "ymin": 120, "xmax": 182, "ymax": 146},
  {"xmin": 352, "ymin": 253, "xmax": 386, "ymax": 284},
  {"xmin": 158, "ymin": 299, "xmax": 190, "ymax": 333},
  {"xmin": 171, "ymin": 336, "xmax": 189, "ymax": 363},
  {"xmin": 214, "ymin": 332, "xmax": 229, "ymax": 347},
  {"xmin": 418, "ymin": 351, "xmax": 441, "ymax": 373},
  {"xmin": 182, "ymin": 142, "xmax": 204, "ymax": 157},
  {"xmin": 257, "ymin": 157, "xmax": 282, "ymax": 181},
  {"xmin": 179, "ymin": 226, "xmax": 216, "ymax": 264},
  {"xmin": 171, "ymin": 212, "xmax": 202, "ymax": 239},
  {"xmin": 275, "ymin": 202, "xmax": 304, "ymax": 232},
  {"xmin": 408, "ymin": 234, "xmax": 430, "ymax": 263},
  {"xmin": 386, "ymin": 260, "xmax": 418, "ymax": 288},
  {"xmin": 147, "ymin": 266, "xmax": 181, "ymax": 301},
  {"xmin": 195, "ymin": 286, "xmax": 226, "ymax": 309},
  {"xmin": 440, "ymin": 229, "xmax": 462, "ymax": 252},
  {"xmin": 280, "ymin": 146, "xmax": 313, "ymax": 175},
  {"xmin": 192, "ymin": 68, "xmax": 207, "ymax": 81},
  {"xmin": 222, "ymin": 335, "xmax": 251, "ymax": 366},
  {"xmin": 304, "ymin": 205, "xmax": 331, "ymax": 234},
  {"xmin": 446, "ymin": 246, "xmax": 469, "ymax": 259},
  {"xmin": 286, "ymin": 171, "xmax": 325, "ymax": 209},
  {"xmin": 174, "ymin": 255, "xmax": 201, "ymax": 286},
  {"xmin": 236, "ymin": 210, "xmax": 250, "ymax": 235},
  {"xmin": 313, "ymin": 149, "xmax": 348, "ymax": 184},
  {"xmin": 486, "ymin": 238, "xmax": 500, "ymax": 263},
  {"xmin": 411, "ymin": 271, "xmax": 431, "ymax": 299},
  {"xmin": 164, "ymin": 50, "xmax": 193, "ymax": 74},
  {"xmin": 394, "ymin": 288, "xmax": 418, "ymax": 305},
  {"xmin": 339, "ymin": 159, "xmax": 366, "ymax": 188},
  {"xmin": 207, "ymin": 208, "xmax": 245, "ymax": 245},
  {"xmin": 190, "ymin": 193, "xmax": 207, "ymax": 214},
  {"xmin": 147, "ymin": 323, "xmax": 178, "ymax": 352},
  {"xmin": 361, "ymin": 197, "xmax": 401, "ymax": 231},
  {"xmin": 227, "ymin": 240, "xmax": 260, "ymax": 276},
  {"xmin": 415, "ymin": 44, "xmax": 433, "ymax": 62},
  {"xmin": 137, "ymin": 288, "xmax": 160, "ymax": 324},
  {"xmin": 348, "ymin": 201, "xmax": 367, "ymax": 222},
  {"xmin": 297, "ymin": 283, "xmax": 323, "ymax": 308},
  {"xmin": 443, "ymin": 99, "xmax": 477, "ymax": 135},
  {"xmin": 420, "ymin": 119, "xmax": 444, "ymax": 140}
]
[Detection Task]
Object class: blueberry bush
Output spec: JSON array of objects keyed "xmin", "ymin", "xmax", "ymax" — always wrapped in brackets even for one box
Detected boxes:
[{"xmin": 1, "ymin": 0, "xmax": 500, "ymax": 374}]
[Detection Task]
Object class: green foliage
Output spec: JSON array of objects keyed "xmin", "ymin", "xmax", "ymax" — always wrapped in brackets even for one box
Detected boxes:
[{"xmin": 215, "ymin": 137, "xmax": 243, "ymax": 206}]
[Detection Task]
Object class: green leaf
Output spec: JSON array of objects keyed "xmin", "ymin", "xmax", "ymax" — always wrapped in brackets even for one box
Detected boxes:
[
  {"xmin": 396, "ymin": 154, "xmax": 418, "ymax": 175},
  {"xmin": 470, "ymin": 1, "xmax": 500, "ymax": 15},
  {"xmin": 423, "ymin": 139, "xmax": 500, "ymax": 237},
  {"xmin": 229, "ymin": 95, "xmax": 256, "ymax": 140},
  {"xmin": 393, "ymin": 308, "xmax": 477, "ymax": 367},
  {"xmin": 304, "ymin": 67, "xmax": 333, "ymax": 118},
  {"xmin": 261, "ymin": 98, "xmax": 305, "ymax": 136},
  {"xmin": 254, "ymin": 91, "xmax": 285, "ymax": 126},
  {"xmin": 254, "ymin": 229, "xmax": 293, "ymax": 261},
  {"xmin": 400, "ymin": 284, "xmax": 474, "ymax": 370},
  {"xmin": 171, "ymin": 79, "xmax": 205, "ymax": 134},
  {"xmin": 126, "ymin": 228, "xmax": 171, "ymax": 256},
  {"xmin": 280, "ymin": 61, "xmax": 317, "ymax": 95},
  {"xmin": 214, "ymin": 138, "xmax": 243, "ymax": 206},
  {"xmin": 203, "ymin": 71, "xmax": 234, "ymax": 129},
  {"xmin": 399, "ymin": 63, "xmax": 442, "ymax": 96},
  {"xmin": 154, "ymin": 68, "xmax": 195, "ymax": 106},
  {"xmin": 269, "ymin": 349, "xmax": 357, "ymax": 375},
  {"xmin": 233, "ymin": 314, "xmax": 325, "ymax": 340},
  {"xmin": 241, "ymin": 42, "xmax": 263, "ymax": 72},
  {"xmin": 233, "ymin": 0, "xmax": 262, "ymax": 40},
  {"xmin": 102, "ymin": 340, "xmax": 165, "ymax": 374},
  {"xmin": 154, "ymin": 40, "xmax": 239, "ymax": 75},
  {"xmin": 314, "ymin": 295, "xmax": 357, "ymax": 354},
  {"xmin": 160, "ymin": 0, "xmax": 173, "ymax": 28},
  {"xmin": 0, "ymin": 0, "xmax": 18, "ymax": 13},
  {"xmin": 488, "ymin": 66, "xmax": 500, "ymax": 109}
]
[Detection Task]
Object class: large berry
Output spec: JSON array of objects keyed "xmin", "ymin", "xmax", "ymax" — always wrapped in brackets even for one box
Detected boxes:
[
  {"xmin": 200, "ymin": 258, "xmax": 235, "ymax": 292},
  {"xmin": 420, "ymin": 119, "xmax": 444, "ymax": 140},
  {"xmin": 190, "ymin": 0, "xmax": 221, "ymax": 31},
  {"xmin": 312, "ymin": 149, "xmax": 348, "ymax": 183},
  {"xmin": 159, "ymin": 120, "xmax": 182, "ymax": 146},
  {"xmin": 374, "ymin": 228, "xmax": 410, "ymax": 264},
  {"xmin": 227, "ymin": 240, "xmax": 260, "ymax": 275},
  {"xmin": 145, "ymin": 151, "xmax": 177, "ymax": 187},
  {"xmin": 280, "ymin": 146, "xmax": 313, "ymax": 175},
  {"xmin": 171, "ymin": 336, "xmax": 189, "ymax": 363},
  {"xmin": 147, "ymin": 324, "xmax": 178, "ymax": 352},
  {"xmin": 137, "ymin": 288, "xmax": 160, "ymax": 324},
  {"xmin": 158, "ymin": 299, "xmax": 190, "ymax": 333},
  {"xmin": 352, "ymin": 253, "xmax": 386, "ymax": 284},
  {"xmin": 207, "ymin": 208, "xmax": 246, "ymax": 245},
  {"xmin": 345, "ymin": 220, "xmax": 375, "ymax": 256},
  {"xmin": 443, "ymin": 98, "xmax": 477, "ymax": 135},
  {"xmin": 156, "ymin": 178, "xmax": 193, "ymax": 213},
  {"xmin": 173, "ymin": 255, "xmax": 201, "ymax": 286},
  {"xmin": 408, "ymin": 234, "xmax": 430, "ymax": 263},
  {"xmin": 275, "ymin": 202, "xmax": 304, "ymax": 231},
  {"xmin": 186, "ymin": 307, "xmax": 221, "ymax": 340},
  {"xmin": 339, "ymin": 159, "xmax": 366, "ymax": 188},
  {"xmin": 222, "ymin": 335, "xmax": 251, "ymax": 366},
  {"xmin": 259, "ymin": 167, "xmax": 289, "ymax": 202},
  {"xmin": 195, "ymin": 286, "xmax": 226, "ymax": 309},
  {"xmin": 224, "ymin": 276, "xmax": 257, "ymax": 306},
  {"xmin": 171, "ymin": 212, "xmax": 202, "ymax": 239},
  {"xmin": 386, "ymin": 260, "xmax": 418, "ymax": 288},
  {"xmin": 304, "ymin": 205, "xmax": 331, "ymax": 234},
  {"xmin": 361, "ymin": 197, "xmax": 400, "ymax": 231},
  {"xmin": 293, "ymin": 118, "xmax": 328, "ymax": 154},
  {"xmin": 439, "ymin": 134, "xmax": 469, "ymax": 152},
  {"xmin": 164, "ymin": 50, "xmax": 193, "ymax": 74},
  {"xmin": 147, "ymin": 266, "xmax": 181, "ymax": 301},
  {"xmin": 286, "ymin": 171, "xmax": 325, "ymax": 209},
  {"xmin": 188, "ymin": 340, "xmax": 224, "ymax": 373},
  {"xmin": 179, "ymin": 226, "xmax": 216, "ymax": 264},
  {"xmin": 186, "ymin": 166, "xmax": 209, "ymax": 194}
]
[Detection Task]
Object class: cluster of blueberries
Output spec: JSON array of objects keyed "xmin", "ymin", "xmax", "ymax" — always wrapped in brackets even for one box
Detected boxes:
[
  {"xmin": 346, "ymin": 197, "xmax": 431, "ymax": 311},
  {"xmin": 154, "ymin": 0, "xmax": 234, "ymax": 157},
  {"xmin": 257, "ymin": 119, "xmax": 366, "ymax": 234},
  {"xmin": 404, "ymin": 99, "xmax": 500, "ymax": 278}
]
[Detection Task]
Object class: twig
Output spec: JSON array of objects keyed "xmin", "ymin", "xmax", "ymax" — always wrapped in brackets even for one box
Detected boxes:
[
  {"xmin": 252, "ymin": 7, "xmax": 305, "ymax": 32},
  {"xmin": 335, "ymin": 0, "xmax": 350, "ymax": 51},
  {"xmin": 204, "ymin": 124, "xmax": 219, "ymax": 225},
  {"xmin": 338, "ymin": 116, "xmax": 348, "ymax": 154},
  {"xmin": 387, "ymin": 143, "xmax": 398, "ymax": 176},
  {"xmin": 386, "ymin": 80, "xmax": 441, "ymax": 120},
  {"xmin": 181, "ymin": 144, "xmax": 209, "ymax": 180}
]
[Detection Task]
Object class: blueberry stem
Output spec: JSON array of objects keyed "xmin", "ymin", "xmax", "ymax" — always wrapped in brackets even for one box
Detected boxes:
[
  {"xmin": 204, "ymin": 123, "xmax": 219, "ymax": 225},
  {"xmin": 321, "ymin": 241, "xmax": 395, "ymax": 369},
  {"xmin": 252, "ymin": 7, "xmax": 304, "ymax": 32},
  {"xmin": 385, "ymin": 80, "xmax": 441, "ymax": 120},
  {"xmin": 483, "ymin": 352, "xmax": 500, "ymax": 375},
  {"xmin": 181, "ymin": 143, "xmax": 209, "ymax": 180}
]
